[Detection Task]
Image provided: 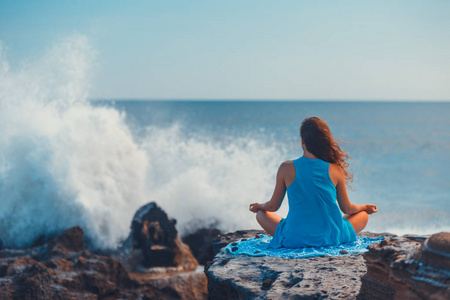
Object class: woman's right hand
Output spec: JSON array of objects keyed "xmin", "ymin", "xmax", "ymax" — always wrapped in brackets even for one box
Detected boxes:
[
  {"xmin": 249, "ymin": 203, "xmax": 262, "ymax": 213},
  {"xmin": 364, "ymin": 204, "xmax": 377, "ymax": 214}
]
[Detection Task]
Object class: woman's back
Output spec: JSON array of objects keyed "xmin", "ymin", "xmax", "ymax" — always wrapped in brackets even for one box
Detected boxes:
[{"xmin": 270, "ymin": 157, "xmax": 356, "ymax": 248}]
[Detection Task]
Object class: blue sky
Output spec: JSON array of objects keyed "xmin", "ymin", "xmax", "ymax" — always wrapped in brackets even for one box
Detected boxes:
[{"xmin": 1, "ymin": 0, "xmax": 449, "ymax": 101}]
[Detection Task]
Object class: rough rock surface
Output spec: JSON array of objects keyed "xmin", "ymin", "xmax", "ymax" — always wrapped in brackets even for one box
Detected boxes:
[
  {"xmin": 206, "ymin": 231, "xmax": 450, "ymax": 300},
  {"xmin": 116, "ymin": 202, "xmax": 199, "ymax": 272},
  {"xmin": 205, "ymin": 230, "xmax": 389, "ymax": 299},
  {"xmin": 0, "ymin": 202, "xmax": 207, "ymax": 300},
  {"xmin": 359, "ymin": 232, "xmax": 450, "ymax": 300}
]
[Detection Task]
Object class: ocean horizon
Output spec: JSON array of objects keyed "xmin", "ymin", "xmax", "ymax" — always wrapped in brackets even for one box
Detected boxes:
[{"xmin": 98, "ymin": 100, "xmax": 450, "ymax": 235}]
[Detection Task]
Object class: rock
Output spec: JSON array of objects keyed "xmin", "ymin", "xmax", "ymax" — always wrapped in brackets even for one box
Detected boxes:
[
  {"xmin": 205, "ymin": 230, "xmax": 388, "ymax": 299},
  {"xmin": 130, "ymin": 265, "xmax": 207, "ymax": 300},
  {"xmin": 0, "ymin": 228, "xmax": 136, "ymax": 299},
  {"xmin": 419, "ymin": 232, "xmax": 450, "ymax": 270},
  {"xmin": 0, "ymin": 226, "xmax": 85, "ymax": 262},
  {"xmin": 116, "ymin": 202, "xmax": 198, "ymax": 272},
  {"xmin": 131, "ymin": 202, "xmax": 178, "ymax": 267},
  {"xmin": 359, "ymin": 232, "xmax": 450, "ymax": 300},
  {"xmin": 1, "ymin": 257, "xmax": 54, "ymax": 299},
  {"xmin": 48, "ymin": 226, "xmax": 85, "ymax": 252},
  {"xmin": 211, "ymin": 229, "xmax": 265, "ymax": 256},
  {"xmin": 0, "ymin": 203, "xmax": 208, "ymax": 300},
  {"xmin": 182, "ymin": 227, "xmax": 222, "ymax": 265}
]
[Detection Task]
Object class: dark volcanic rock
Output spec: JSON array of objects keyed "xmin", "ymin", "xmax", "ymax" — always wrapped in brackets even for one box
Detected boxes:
[
  {"xmin": 116, "ymin": 202, "xmax": 199, "ymax": 272},
  {"xmin": 359, "ymin": 232, "xmax": 450, "ymax": 300},
  {"xmin": 0, "ymin": 203, "xmax": 208, "ymax": 300},
  {"xmin": 0, "ymin": 226, "xmax": 85, "ymax": 261},
  {"xmin": 131, "ymin": 202, "xmax": 179, "ymax": 267},
  {"xmin": 0, "ymin": 227, "xmax": 136, "ymax": 299},
  {"xmin": 182, "ymin": 227, "xmax": 222, "ymax": 265},
  {"xmin": 48, "ymin": 226, "xmax": 85, "ymax": 252},
  {"xmin": 205, "ymin": 230, "xmax": 391, "ymax": 299}
]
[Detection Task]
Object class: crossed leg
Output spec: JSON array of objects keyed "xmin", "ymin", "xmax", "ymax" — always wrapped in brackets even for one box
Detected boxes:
[
  {"xmin": 344, "ymin": 211, "xmax": 369, "ymax": 234},
  {"xmin": 256, "ymin": 210, "xmax": 369, "ymax": 236},
  {"xmin": 255, "ymin": 210, "xmax": 282, "ymax": 236}
]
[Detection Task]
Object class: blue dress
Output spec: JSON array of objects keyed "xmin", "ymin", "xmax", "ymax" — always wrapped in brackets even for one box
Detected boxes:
[{"xmin": 270, "ymin": 157, "xmax": 356, "ymax": 248}]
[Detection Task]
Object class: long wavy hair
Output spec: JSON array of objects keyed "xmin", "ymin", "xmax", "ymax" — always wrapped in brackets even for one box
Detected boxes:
[{"xmin": 300, "ymin": 117, "xmax": 353, "ymax": 183}]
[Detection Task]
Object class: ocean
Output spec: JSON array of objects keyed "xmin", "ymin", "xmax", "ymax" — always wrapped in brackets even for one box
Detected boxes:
[
  {"xmin": 0, "ymin": 38, "xmax": 449, "ymax": 249},
  {"xmin": 104, "ymin": 100, "xmax": 450, "ymax": 237}
]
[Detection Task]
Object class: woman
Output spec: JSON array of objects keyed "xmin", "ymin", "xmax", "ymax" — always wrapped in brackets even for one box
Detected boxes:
[{"xmin": 249, "ymin": 117, "xmax": 377, "ymax": 248}]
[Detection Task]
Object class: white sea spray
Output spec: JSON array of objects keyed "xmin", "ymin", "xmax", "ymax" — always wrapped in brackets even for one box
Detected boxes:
[
  {"xmin": 0, "ymin": 35, "xmax": 149, "ymax": 249},
  {"xmin": 0, "ymin": 35, "xmax": 287, "ymax": 248},
  {"xmin": 140, "ymin": 124, "xmax": 287, "ymax": 234}
]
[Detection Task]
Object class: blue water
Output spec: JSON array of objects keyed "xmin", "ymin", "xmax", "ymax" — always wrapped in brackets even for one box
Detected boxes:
[{"xmin": 103, "ymin": 100, "xmax": 450, "ymax": 235}]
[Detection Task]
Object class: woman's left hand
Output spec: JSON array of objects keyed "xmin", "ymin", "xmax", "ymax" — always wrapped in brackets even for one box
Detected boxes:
[
  {"xmin": 364, "ymin": 204, "xmax": 378, "ymax": 214},
  {"xmin": 249, "ymin": 203, "xmax": 262, "ymax": 213}
]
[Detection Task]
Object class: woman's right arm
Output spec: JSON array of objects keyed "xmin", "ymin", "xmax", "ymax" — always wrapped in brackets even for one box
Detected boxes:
[
  {"xmin": 332, "ymin": 164, "xmax": 377, "ymax": 215},
  {"xmin": 249, "ymin": 161, "xmax": 291, "ymax": 213}
]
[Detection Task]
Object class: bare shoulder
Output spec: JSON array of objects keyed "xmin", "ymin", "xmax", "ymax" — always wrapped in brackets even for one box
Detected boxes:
[
  {"xmin": 279, "ymin": 160, "xmax": 296, "ymax": 186},
  {"xmin": 329, "ymin": 163, "xmax": 344, "ymax": 185},
  {"xmin": 280, "ymin": 160, "xmax": 294, "ymax": 167},
  {"xmin": 329, "ymin": 162, "xmax": 342, "ymax": 172},
  {"xmin": 279, "ymin": 160, "xmax": 295, "ymax": 173}
]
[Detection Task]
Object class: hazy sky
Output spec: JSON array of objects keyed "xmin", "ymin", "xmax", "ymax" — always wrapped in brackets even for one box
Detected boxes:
[{"xmin": 1, "ymin": 0, "xmax": 449, "ymax": 101}]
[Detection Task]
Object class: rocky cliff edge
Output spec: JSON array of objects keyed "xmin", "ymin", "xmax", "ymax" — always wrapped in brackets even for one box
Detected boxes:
[{"xmin": 205, "ymin": 231, "xmax": 450, "ymax": 300}]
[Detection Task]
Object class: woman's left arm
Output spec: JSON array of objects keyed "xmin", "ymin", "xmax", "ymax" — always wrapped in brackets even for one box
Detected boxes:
[
  {"xmin": 249, "ymin": 162, "xmax": 289, "ymax": 213},
  {"xmin": 332, "ymin": 164, "xmax": 377, "ymax": 215}
]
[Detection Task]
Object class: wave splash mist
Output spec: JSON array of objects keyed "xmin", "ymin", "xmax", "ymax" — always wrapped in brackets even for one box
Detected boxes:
[
  {"xmin": 0, "ymin": 36, "xmax": 149, "ymax": 249},
  {"xmin": 0, "ymin": 35, "xmax": 283, "ymax": 249},
  {"xmin": 140, "ymin": 125, "xmax": 286, "ymax": 235}
]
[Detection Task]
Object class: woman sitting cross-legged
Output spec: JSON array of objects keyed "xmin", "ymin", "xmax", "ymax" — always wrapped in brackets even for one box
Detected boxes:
[{"xmin": 249, "ymin": 117, "xmax": 377, "ymax": 248}]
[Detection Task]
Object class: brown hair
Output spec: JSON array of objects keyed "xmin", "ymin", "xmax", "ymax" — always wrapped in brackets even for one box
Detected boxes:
[{"xmin": 300, "ymin": 117, "xmax": 353, "ymax": 183}]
